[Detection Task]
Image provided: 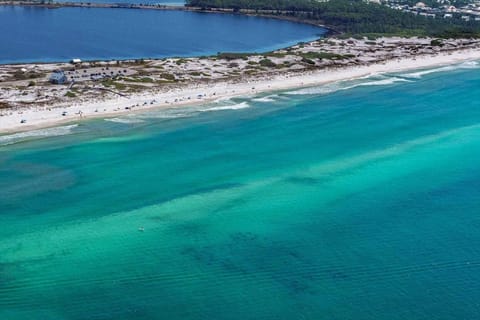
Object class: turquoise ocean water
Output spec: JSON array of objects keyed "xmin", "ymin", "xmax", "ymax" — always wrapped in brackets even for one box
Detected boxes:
[{"xmin": 1, "ymin": 63, "xmax": 480, "ymax": 319}]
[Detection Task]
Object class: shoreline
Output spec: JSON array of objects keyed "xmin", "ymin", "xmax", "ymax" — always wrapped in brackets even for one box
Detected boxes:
[
  {"xmin": 0, "ymin": 3, "xmax": 328, "ymax": 66},
  {"xmin": 1, "ymin": 48, "xmax": 480, "ymax": 135},
  {"xmin": 0, "ymin": 2, "xmax": 331, "ymax": 34}
]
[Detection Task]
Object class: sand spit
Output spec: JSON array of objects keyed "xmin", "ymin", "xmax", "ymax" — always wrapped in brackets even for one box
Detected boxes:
[{"xmin": 1, "ymin": 37, "xmax": 479, "ymax": 133}]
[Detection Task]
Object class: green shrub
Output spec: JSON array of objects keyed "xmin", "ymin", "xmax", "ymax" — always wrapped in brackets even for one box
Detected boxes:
[
  {"xmin": 217, "ymin": 52, "xmax": 250, "ymax": 60},
  {"xmin": 259, "ymin": 58, "xmax": 276, "ymax": 67},
  {"xmin": 301, "ymin": 57, "xmax": 315, "ymax": 65},
  {"xmin": 160, "ymin": 73, "xmax": 176, "ymax": 81}
]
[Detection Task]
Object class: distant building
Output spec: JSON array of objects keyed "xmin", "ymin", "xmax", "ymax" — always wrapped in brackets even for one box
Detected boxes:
[
  {"xmin": 71, "ymin": 58, "xmax": 82, "ymax": 64},
  {"xmin": 446, "ymin": 5, "xmax": 457, "ymax": 12},
  {"xmin": 49, "ymin": 70, "xmax": 67, "ymax": 84}
]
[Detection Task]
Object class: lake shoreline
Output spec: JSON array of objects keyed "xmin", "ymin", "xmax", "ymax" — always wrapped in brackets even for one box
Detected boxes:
[
  {"xmin": 0, "ymin": 1, "xmax": 333, "ymax": 34},
  {"xmin": 1, "ymin": 41, "xmax": 480, "ymax": 135},
  {"xmin": 0, "ymin": 4, "xmax": 326, "ymax": 66}
]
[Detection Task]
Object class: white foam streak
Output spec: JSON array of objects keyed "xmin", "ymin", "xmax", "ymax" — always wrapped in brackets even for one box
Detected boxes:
[
  {"xmin": 130, "ymin": 101, "xmax": 251, "ymax": 121},
  {"xmin": 286, "ymin": 76, "xmax": 411, "ymax": 96},
  {"xmin": 252, "ymin": 95, "xmax": 279, "ymax": 103},
  {"xmin": 105, "ymin": 118, "xmax": 145, "ymax": 124},
  {"xmin": 138, "ymin": 109, "xmax": 194, "ymax": 120},
  {"xmin": 357, "ymin": 77, "xmax": 411, "ymax": 87},
  {"xmin": 0, "ymin": 124, "xmax": 78, "ymax": 146},
  {"xmin": 403, "ymin": 61, "xmax": 479, "ymax": 79},
  {"xmin": 200, "ymin": 101, "xmax": 251, "ymax": 112}
]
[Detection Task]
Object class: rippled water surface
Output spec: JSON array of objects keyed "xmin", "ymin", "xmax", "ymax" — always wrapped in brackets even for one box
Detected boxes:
[
  {"xmin": 0, "ymin": 6, "xmax": 324, "ymax": 64},
  {"xmin": 1, "ymin": 63, "xmax": 480, "ymax": 319}
]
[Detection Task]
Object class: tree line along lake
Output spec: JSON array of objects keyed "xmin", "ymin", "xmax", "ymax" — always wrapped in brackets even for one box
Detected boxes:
[
  {"xmin": 55, "ymin": 0, "xmax": 186, "ymax": 4},
  {"xmin": 0, "ymin": 5, "xmax": 326, "ymax": 64}
]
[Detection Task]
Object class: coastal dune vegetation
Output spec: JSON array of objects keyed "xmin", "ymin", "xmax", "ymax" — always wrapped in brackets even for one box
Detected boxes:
[
  {"xmin": 186, "ymin": 0, "xmax": 480, "ymax": 38},
  {"xmin": 2, "ymin": 0, "xmax": 480, "ymax": 130},
  {"xmin": 2, "ymin": 36, "xmax": 480, "ymax": 132}
]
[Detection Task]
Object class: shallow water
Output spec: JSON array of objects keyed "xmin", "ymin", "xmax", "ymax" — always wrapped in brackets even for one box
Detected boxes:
[
  {"xmin": 1, "ymin": 63, "xmax": 480, "ymax": 319},
  {"xmin": 0, "ymin": 6, "xmax": 324, "ymax": 64}
]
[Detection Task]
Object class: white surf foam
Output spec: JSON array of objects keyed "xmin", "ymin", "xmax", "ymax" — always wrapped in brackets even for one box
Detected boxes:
[
  {"xmin": 200, "ymin": 101, "xmax": 251, "ymax": 112},
  {"xmin": 105, "ymin": 117, "xmax": 145, "ymax": 124},
  {"xmin": 140, "ymin": 109, "xmax": 194, "ymax": 120},
  {"xmin": 134, "ymin": 101, "xmax": 251, "ymax": 120},
  {"xmin": 213, "ymin": 97, "xmax": 234, "ymax": 104},
  {"xmin": 286, "ymin": 76, "xmax": 411, "ymax": 96},
  {"xmin": 356, "ymin": 77, "xmax": 412, "ymax": 87},
  {"xmin": 0, "ymin": 124, "xmax": 78, "ymax": 146},
  {"xmin": 402, "ymin": 61, "xmax": 479, "ymax": 79},
  {"xmin": 252, "ymin": 95, "xmax": 279, "ymax": 103}
]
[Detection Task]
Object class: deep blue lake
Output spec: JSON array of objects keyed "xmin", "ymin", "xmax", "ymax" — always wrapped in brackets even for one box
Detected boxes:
[
  {"xmin": 0, "ymin": 6, "xmax": 325, "ymax": 64},
  {"xmin": 57, "ymin": 0, "xmax": 185, "ymax": 4}
]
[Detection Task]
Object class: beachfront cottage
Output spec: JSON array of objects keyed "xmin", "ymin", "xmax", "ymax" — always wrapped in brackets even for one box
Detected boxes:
[{"xmin": 49, "ymin": 71, "xmax": 67, "ymax": 84}]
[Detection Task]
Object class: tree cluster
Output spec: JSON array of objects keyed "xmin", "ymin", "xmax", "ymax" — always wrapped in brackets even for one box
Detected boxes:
[{"xmin": 186, "ymin": 0, "xmax": 480, "ymax": 38}]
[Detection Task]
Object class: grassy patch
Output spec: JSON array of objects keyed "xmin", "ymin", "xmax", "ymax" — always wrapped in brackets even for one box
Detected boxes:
[
  {"xmin": 101, "ymin": 79, "xmax": 126, "ymax": 90},
  {"xmin": 113, "ymin": 82, "xmax": 127, "ymax": 90},
  {"xmin": 156, "ymin": 80, "xmax": 174, "ymax": 85},
  {"xmin": 217, "ymin": 52, "xmax": 251, "ymax": 61},
  {"xmin": 160, "ymin": 73, "xmax": 176, "ymax": 81},
  {"xmin": 259, "ymin": 58, "xmax": 276, "ymax": 68},
  {"xmin": 175, "ymin": 59, "xmax": 188, "ymax": 65},
  {"xmin": 12, "ymin": 71, "xmax": 43, "ymax": 81},
  {"xmin": 301, "ymin": 57, "xmax": 315, "ymax": 65},
  {"xmin": 125, "ymin": 84, "xmax": 151, "ymax": 92},
  {"xmin": 431, "ymin": 39, "xmax": 444, "ymax": 46},
  {"xmin": 264, "ymin": 52, "xmax": 287, "ymax": 58},
  {"xmin": 65, "ymin": 91, "xmax": 77, "ymax": 98},
  {"xmin": 300, "ymin": 51, "xmax": 354, "ymax": 60},
  {"xmin": 125, "ymin": 77, "xmax": 154, "ymax": 83},
  {"xmin": 101, "ymin": 79, "xmax": 112, "ymax": 87}
]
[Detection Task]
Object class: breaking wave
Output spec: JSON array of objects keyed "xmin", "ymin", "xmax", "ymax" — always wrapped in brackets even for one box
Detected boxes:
[
  {"xmin": 132, "ymin": 101, "xmax": 252, "ymax": 121},
  {"xmin": 286, "ymin": 76, "xmax": 411, "ymax": 96},
  {"xmin": 105, "ymin": 117, "xmax": 145, "ymax": 124},
  {"xmin": 252, "ymin": 95, "xmax": 280, "ymax": 103},
  {"xmin": 401, "ymin": 61, "xmax": 479, "ymax": 79},
  {"xmin": 0, "ymin": 124, "xmax": 78, "ymax": 146},
  {"xmin": 199, "ymin": 101, "xmax": 251, "ymax": 112},
  {"xmin": 137, "ymin": 108, "xmax": 195, "ymax": 120}
]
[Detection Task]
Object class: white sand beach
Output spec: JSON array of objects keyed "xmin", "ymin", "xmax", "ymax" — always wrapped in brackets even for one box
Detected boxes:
[{"xmin": 1, "ymin": 47, "xmax": 480, "ymax": 134}]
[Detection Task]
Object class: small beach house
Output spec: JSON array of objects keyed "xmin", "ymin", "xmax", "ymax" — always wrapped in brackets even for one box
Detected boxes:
[{"xmin": 49, "ymin": 70, "xmax": 67, "ymax": 84}]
